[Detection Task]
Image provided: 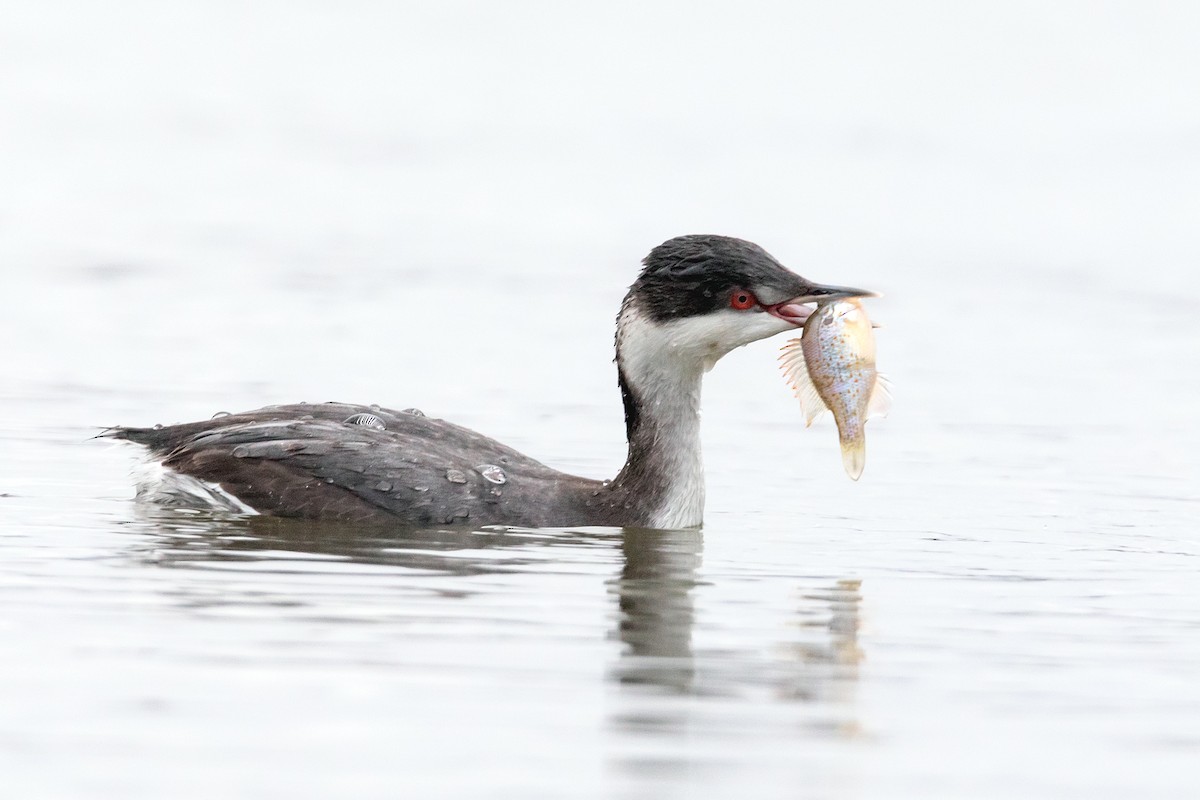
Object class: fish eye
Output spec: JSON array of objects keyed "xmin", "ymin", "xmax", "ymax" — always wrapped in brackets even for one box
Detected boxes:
[{"xmin": 730, "ymin": 289, "xmax": 757, "ymax": 310}]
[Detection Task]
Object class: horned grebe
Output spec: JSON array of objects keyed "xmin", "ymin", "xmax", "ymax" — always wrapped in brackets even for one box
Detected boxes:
[{"xmin": 106, "ymin": 235, "xmax": 872, "ymax": 528}]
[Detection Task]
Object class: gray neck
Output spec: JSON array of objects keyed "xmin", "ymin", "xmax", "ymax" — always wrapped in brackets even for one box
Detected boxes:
[{"xmin": 609, "ymin": 303, "xmax": 706, "ymax": 528}]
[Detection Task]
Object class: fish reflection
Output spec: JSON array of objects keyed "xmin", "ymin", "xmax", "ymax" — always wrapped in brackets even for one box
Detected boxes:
[
  {"xmin": 777, "ymin": 579, "xmax": 864, "ymax": 704},
  {"xmin": 609, "ymin": 529, "xmax": 863, "ymax": 711}
]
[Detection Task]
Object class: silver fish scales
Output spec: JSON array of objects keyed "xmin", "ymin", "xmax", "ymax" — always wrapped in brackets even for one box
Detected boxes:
[{"xmin": 779, "ymin": 299, "xmax": 891, "ymax": 480}]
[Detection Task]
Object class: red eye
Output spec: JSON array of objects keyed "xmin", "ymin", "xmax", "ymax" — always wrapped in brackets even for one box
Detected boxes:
[{"xmin": 730, "ymin": 289, "xmax": 756, "ymax": 310}]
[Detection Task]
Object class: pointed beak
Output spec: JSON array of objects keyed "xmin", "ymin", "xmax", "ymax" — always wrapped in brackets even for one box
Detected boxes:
[{"xmin": 766, "ymin": 282, "xmax": 878, "ymax": 327}]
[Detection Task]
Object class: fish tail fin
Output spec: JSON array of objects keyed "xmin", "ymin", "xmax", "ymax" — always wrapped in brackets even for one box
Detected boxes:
[{"xmin": 839, "ymin": 432, "xmax": 866, "ymax": 481}]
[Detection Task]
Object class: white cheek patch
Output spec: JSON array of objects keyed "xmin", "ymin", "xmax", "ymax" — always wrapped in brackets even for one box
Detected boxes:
[{"xmin": 647, "ymin": 309, "xmax": 797, "ymax": 372}]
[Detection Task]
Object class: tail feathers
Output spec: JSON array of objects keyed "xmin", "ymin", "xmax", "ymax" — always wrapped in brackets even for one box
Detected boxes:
[
  {"xmin": 96, "ymin": 425, "xmax": 186, "ymax": 459},
  {"xmin": 96, "ymin": 426, "xmax": 156, "ymax": 445}
]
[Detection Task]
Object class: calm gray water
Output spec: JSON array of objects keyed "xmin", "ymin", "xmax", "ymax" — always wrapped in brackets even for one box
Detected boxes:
[{"xmin": 3, "ymin": 3, "xmax": 1199, "ymax": 798}]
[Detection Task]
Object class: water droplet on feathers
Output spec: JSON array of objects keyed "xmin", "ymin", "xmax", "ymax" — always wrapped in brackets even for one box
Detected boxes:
[
  {"xmin": 475, "ymin": 464, "xmax": 506, "ymax": 484},
  {"xmin": 445, "ymin": 469, "xmax": 468, "ymax": 484},
  {"xmin": 343, "ymin": 413, "xmax": 385, "ymax": 429}
]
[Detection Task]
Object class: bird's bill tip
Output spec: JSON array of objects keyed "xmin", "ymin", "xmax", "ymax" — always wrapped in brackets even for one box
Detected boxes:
[
  {"xmin": 796, "ymin": 283, "xmax": 879, "ymax": 302},
  {"xmin": 766, "ymin": 283, "xmax": 879, "ymax": 327}
]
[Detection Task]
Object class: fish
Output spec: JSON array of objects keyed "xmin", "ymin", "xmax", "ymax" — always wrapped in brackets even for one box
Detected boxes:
[{"xmin": 778, "ymin": 299, "xmax": 891, "ymax": 480}]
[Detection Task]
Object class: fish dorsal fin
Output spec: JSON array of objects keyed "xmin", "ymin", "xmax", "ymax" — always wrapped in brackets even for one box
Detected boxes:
[
  {"xmin": 778, "ymin": 339, "xmax": 828, "ymax": 427},
  {"xmin": 867, "ymin": 373, "xmax": 893, "ymax": 419}
]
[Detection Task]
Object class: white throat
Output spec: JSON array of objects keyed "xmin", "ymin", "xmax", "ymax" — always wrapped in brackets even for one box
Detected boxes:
[
  {"xmin": 614, "ymin": 306, "xmax": 718, "ymax": 528},
  {"xmin": 614, "ymin": 300, "xmax": 798, "ymax": 528}
]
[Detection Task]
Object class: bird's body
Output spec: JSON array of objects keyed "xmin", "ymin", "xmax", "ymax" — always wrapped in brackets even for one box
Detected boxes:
[
  {"xmin": 115, "ymin": 402, "xmax": 627, "ymax": 527},
  {"xmin": 107, "ymin": 236, "xmax": 873, "ymax": 529}
]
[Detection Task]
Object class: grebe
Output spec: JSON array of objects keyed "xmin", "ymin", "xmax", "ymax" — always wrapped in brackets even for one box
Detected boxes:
[{"xmin": 107, "ymin": 235, "xmax": 872, "ymax": 528}]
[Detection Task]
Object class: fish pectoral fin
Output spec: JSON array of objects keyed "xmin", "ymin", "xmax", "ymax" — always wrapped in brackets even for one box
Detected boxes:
[
  {"xmin": 778, "ymin": 340, "xmax": 827, "ymax": 427},
  {"xmin": 867, "ymin": 373, "xmax": 893, "ymax": 420}
]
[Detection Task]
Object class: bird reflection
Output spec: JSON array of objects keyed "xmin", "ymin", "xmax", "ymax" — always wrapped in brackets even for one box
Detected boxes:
[
  {"xmin": 608, "ymin": 528, "xmax": 704, "ymax": 692},
  {"xmin": 120, "ymin": 505, "xmax": 619, "ymax": 579},
  {"xmin": 121, "ymin": 507, "xmax": 863, "ymax": 718}
]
